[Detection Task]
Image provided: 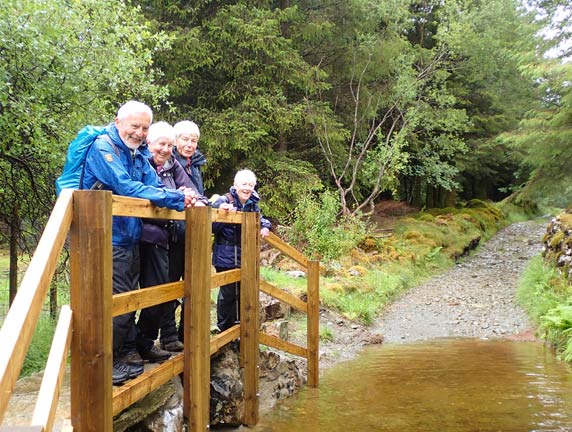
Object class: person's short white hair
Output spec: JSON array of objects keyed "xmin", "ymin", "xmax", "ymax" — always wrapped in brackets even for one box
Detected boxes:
[
  {"xmin": 174, "ymin": 120, "xmax": 201, "ymax": 138},
  {"xmin": 117, "ymin": 100, "xmax": 153, "ymax": 123},
  {"xmin": 147, "ymin": 121, "xmax": 175, "ymax": 145},
  {"xmin": 234, "ymin": 169, "xmax": 257, "ymax": 185}
]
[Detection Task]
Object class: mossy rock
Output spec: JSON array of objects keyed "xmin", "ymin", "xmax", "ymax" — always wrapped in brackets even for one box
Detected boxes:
[
  {"xmin": 348, "ymin": 265, "xmax": 369, "ymax": 276},
  {"xmin": 416, "ymin": 213, "xmax": 434, "ymax": 222},
  {"xmin": 549, "ymin": 231, "xmax": 565, "ymax": 249},
  {"xmin": 557, "ymin": 214, "xmax": 572, "ymax": 230},
  {"xmin": 359, "ymin": 237, "xmax": 379, "ymax": 252}
]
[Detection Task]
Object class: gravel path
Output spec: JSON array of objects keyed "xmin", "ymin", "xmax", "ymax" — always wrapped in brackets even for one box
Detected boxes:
[{"xmin": 374, "ymin": 219, "xmax": 547, "ymax": 343}]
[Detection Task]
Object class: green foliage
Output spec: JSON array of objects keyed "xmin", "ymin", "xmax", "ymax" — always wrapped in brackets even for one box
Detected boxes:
[
  {"xmin": 20, "ymin": 316, "xmax": 56, "ymax": 378},
  {"xmin": 319, "ymin": 324, "xmax": 334, "ymax": 342},
  {"xmin": 287, "ymin": 190, "xmax": 368, "ymax": 261},
  {"xmin": 0, "ymin": 0, "xmax": 170, "ymax": 272},
  {"xmin": 246, "ymin": 153, "xmax": 323, "ymax": 222},
  {"xmin": 518, "ymin": 256, "xmax": 572, "ymax": 361}
]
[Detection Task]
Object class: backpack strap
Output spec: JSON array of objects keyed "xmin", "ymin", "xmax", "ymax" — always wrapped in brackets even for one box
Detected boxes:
[
  {"xmin": 85, "ymin": 134, "xmax": 120, "ymax": 191},
  {"xmin": 225, "ymin": 192, "xmax": 234, "ymax": 206}
]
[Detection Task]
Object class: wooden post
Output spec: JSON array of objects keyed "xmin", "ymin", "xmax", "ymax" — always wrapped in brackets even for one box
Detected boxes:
[
  {"xmin": 240, "ymin": 212, "xmax": 260, "ymax": 425},
  {"xmin": 70, "ymin": 190, "xmax": 113, "ymax": 431},
  {"xmin": 184, "ymin": 207, "xmax": 211, "ymax": 431},
  {"xmin": 307, "ymin": 260, "xmax": 320, "ymax": 387}
]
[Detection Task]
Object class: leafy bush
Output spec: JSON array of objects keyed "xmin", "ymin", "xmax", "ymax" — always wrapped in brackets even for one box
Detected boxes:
[
  {"xmin": 287, "ymin": 190, "xmax": 368, "ymax": 261},
  {"xmin": 518, "ymin": 256, "xmax": 572, "ymax": 361}
]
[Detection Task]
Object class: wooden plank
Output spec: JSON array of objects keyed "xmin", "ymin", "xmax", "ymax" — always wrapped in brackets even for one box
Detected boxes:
[
  {"xmin": 263, "ymin": 232, "xmax": 308, "ymax": 268},
  {"xmin": 0, "ymin": 189, "xmax": 74, "ymax": 425},
  {"xmin": 211, "ymin": 269, "xmax": 241, "ymax": 289},
  {"xmin": 260, "ymin": 279, "xmax": 307, "ymax": 313},
  {"xmin": 70, "ymin": 191, "xmax": 113, "ymax": 431},
  {"xmin": 240, "ymin": 212, "xmax": 260, "ymax": 426},
  {"xmin": 259, "ymin": 333, "xmax": 308, "ymax": 358},
  {"xmin": 112, "ymin": 354, "xmax": 184, "ymax": 416},
  {"xmin": 211, "ymin": 209, "xmax": 242, "ymax": 224},
  {"xmin": 185, "ymin": 207, "xmax": 211, "ymax": 431},
  {"xmin": 112, "ymin": 282, "xmax": 183, "ymax": 316},
  {"xmin": 31, "ymin": 306, "xmax": 73, "ymax": 431},
  {"xmin": 111, "ymin": 195, "xmax": 184, "ymax": 220},
  {"xmin": 306, "ymin": 260, "xmax": 320, "ymax": 387},
  {"xmin": 209, "ymin": 326, "xmax": 240, "ymax": 355}
]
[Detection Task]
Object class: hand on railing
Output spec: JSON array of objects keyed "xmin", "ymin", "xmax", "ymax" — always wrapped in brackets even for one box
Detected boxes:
[
  {"xmin": 218, "ymin": 202, "xmax": 236, "ymax": 212},
  {"xmin": 260, "ymin": 227, "xmax": 270, "ymax": 238}
]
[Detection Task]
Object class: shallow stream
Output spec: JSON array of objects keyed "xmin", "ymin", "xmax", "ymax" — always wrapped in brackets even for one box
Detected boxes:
[{"xmin": 247, "ymin": 338, "xmax": 572, "ymax": 431}]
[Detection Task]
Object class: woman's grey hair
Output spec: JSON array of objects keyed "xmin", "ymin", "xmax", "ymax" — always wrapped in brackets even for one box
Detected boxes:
[
  {"xmin": 147, "ymin": 121, "xmax": 175, "ymax": 145},
  {"xmin": 234, "ymin": 169, "xmax": 257, "ymax": 185},
  {"xmin": 116, "ymin": 100, "xmax": 153, "ymax": 123},
  {"xmin": 174, "ymin": 120, "xmax": 201, "ymax": 138}
]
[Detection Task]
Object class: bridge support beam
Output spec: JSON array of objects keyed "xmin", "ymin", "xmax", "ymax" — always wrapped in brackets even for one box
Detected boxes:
[{"xmin": 70, "ymin": 191, "xmax": 113, "ymax": 432}]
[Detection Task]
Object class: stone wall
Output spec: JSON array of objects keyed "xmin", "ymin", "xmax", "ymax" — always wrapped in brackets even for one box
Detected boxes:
[{"xmin": 542, "ymin": 212, "xmax": 572, "ymax": 280}]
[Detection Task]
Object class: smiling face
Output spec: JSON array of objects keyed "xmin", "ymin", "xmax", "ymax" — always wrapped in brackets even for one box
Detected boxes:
[
  {"xmin": 148, "ymin": 136, "xmax": 174, "ymax": 166},
  {"xmin": 115, "ymin": 111, "xmax": 152, "ymax": 149},
  {"xmin": 175, "ymin": 133, "xmax": 199, "ymax": 158},
  {"xmin": 234, "ymin": 171, "xmax": 257, "ymax": 204}
]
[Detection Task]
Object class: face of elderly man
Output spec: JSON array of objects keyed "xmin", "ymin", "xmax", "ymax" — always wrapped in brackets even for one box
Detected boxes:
[{"xmin": 115, "ymin": 111, "xmax": 152, "ymax": 149}]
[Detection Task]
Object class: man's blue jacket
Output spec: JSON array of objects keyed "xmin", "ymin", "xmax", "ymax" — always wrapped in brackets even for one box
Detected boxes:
[{"xmin": 82, "ymin": 124, "xmax": 186, "ymax": 248}]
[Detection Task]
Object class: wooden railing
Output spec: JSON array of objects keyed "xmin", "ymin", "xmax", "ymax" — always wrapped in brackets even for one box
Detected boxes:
[{"xmin": 0, "ymin": 190, "xmax": 319, "ymax": 431}]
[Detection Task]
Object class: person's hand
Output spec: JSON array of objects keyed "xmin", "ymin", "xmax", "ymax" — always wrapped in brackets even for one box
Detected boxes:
[
  {"xmin": 219, "ymin": 202, "xmax": 235, "ymax": 212},
  {"xmin": 183, "ymin": 187, "xmax": 198, "ymax": 208},
  {"xmin": 260, "ymin": 227, "xmax": 270, "ymax": 238}
]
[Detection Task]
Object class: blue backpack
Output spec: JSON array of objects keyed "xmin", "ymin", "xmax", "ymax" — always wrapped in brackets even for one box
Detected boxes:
[{"xmin": 55, "ymin": 125, "xmax": 115, "ymax": 196}]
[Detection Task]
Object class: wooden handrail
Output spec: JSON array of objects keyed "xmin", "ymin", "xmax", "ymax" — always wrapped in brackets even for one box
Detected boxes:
[
  {"xmin": 260, "ymin": 279, "xmax": 307, "ymax": 313},
  {"xmin": 113, "ymin": 282, "xmax": 183, "ymax": 316},
  {"xmin": 263, "ymin": 232, "xmax": 308, "ymax": 268},
  {"xmin": 31, "ymin": 305, "xmax": 73, "ymax": 430},
  {"xmin": 0, "ymin": 189, "xmax": 74, "ymax": 425}
]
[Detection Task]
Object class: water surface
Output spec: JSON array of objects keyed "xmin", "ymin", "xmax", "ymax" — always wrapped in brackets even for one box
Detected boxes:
[{"xmin": 250, "ymin": 339, "xmax": 572, "ymax": 431}]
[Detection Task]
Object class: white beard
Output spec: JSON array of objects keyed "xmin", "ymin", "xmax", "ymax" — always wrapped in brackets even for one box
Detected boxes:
[{"xmin": 125, "ymin": 141, "xmax": 141, "ymax": 150}]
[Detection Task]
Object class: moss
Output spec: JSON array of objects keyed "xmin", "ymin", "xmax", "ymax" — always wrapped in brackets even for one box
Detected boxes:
[
  {"xmin": 348, "ymin": 265, "xmax": 369, "ymax": 276},
  {"xmin": 417, "ymin": 213, "xmax": 435, "ymax": 222},
  {"xmin": 549, "ymin": 231, "xmax": 565, "ymax": 249}
]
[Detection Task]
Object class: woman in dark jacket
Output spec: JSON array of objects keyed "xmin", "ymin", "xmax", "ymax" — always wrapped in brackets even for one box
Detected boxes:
[
  {"xmin": 212, "ymin": 169, "xmax": 272, "ymax": 332},
  {"xmin": 136, "ymin": 122, "xmax": 207, "ymax": 358}
]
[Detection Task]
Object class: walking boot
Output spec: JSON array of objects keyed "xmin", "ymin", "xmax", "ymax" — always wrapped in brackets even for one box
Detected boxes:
[
  {"xmin": 161, "ymin": 340, "xmax": 184, "ymax": 352},
  {"xmin": 140, "ymin": 345, "xmax": 171, "ymax": 363}
]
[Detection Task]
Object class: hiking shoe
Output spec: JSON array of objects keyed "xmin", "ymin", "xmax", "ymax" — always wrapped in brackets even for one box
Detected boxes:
[
  {"xmin": 112, "ymin": 361, "xmax": 129, "ymax": 386},
  {"xmin": 125, "ymin": 362, "xmax": 144, "ymax": 379},
  {"xmin": 141, "ymin": 345, "xmax": 171, "ymax": 363},
  {"xmin": 161, "ymin": 340, "xmax": 184, "ymax": 352},
  {"xmin": 120, "ymin": 351, "xmax": 144, "ymax": 367}
]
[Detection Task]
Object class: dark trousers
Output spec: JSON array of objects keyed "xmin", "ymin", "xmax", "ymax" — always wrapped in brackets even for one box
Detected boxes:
[
  {"xmin": 136, "ymin": 242, "xmax": 178, "ymax": 353},
  {"xmin": 216, "ymin": 266, "xmax": 240, "ymax": 332},
  {"xmin": 168, "ymin": 240, "xmax": 186, "ymax": 342},
  {"xmin": 112, "ymin": 246, "xmax": 140, "ymax": 356}
]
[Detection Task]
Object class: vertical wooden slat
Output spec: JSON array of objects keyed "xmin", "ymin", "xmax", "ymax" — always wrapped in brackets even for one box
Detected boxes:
[
  {"xmin": 306, "ymin": 260, "xmax": 320, "ymax": 387},
  {"xmin": 240, "ymin": 212, "xmax": 260, "ymax": 426},
  {"xmin": 70, "ymin": 191, "xmax": 113, "ymax": 432},
  {"xmin": 184, "ymin": 207, "xmax": 211, "ymax": 431}
]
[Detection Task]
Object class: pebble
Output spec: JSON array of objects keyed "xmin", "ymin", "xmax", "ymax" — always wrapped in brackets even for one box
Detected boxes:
[{"xmin": 375, "ymin": 220, "xmax": 547, "ymax": 343}]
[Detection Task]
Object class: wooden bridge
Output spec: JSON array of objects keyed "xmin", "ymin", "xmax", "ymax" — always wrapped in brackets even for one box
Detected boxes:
[{"xmin": 0, "ymin": 189, "xmax": 320, "ymax": 431}]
